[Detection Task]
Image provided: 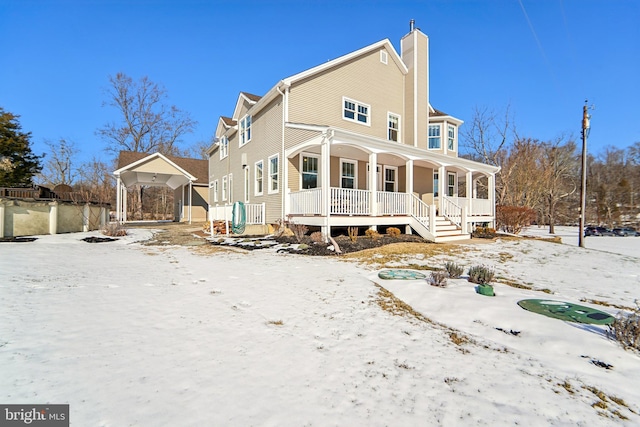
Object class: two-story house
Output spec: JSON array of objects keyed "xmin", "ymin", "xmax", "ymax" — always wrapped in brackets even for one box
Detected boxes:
[{"xmin": 207, "ymin": 24, "xmax": 499, "ymax": 242}]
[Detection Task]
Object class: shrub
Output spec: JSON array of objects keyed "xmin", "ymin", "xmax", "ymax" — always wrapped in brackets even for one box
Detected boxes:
[
  {"xmin": 472, "ymin": 227, "xmax": 497, "ymax": 239},
  {"xmin": 444, "ymin": 261, "xmax": 464, "ymax": 279},
  {"xmin": 496, "ymin": 205, "xmax": 536, "ymax": 234},
  {"xmin": 386, "ymin": 227, "xmax": 401, "ymax": 237},
  {"xmin": 102, "ymin": 222, "xmax": 127, "ymax": 237},
  {"xmin": 467, "ymin": 265, "xmax": 495, "ymax": 285},
  {"xmin": 289, "ymin": 222, "xmax": 308, "ymax": 243},
  {"xmin": 348, "ymin": 226, "xmax": 359, "ymax": 242},
  {"xmin": 608, "ymin": 304, "xmax": 640, "ymax": 352},
  {"xmin": 428, "ymin": 270, "xmax": 449, "ymax": 287},
  {"xmin": 310, "ymin": 231, "xmax": 325, "ymax": 244},
  {"xmin": 365, "ymin": 228, "xmax": 381, "ymax": 240}
]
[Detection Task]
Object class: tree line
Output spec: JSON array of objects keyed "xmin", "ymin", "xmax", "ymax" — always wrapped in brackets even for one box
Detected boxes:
[{"xmin": 461, "ymin": 106, "xmax": 640, "ymax": 232}]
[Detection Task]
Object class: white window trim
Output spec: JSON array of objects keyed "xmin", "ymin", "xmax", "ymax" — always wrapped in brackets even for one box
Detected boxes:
[
  {"xmin": 228, "ymin": 173, "xmax": 233, "ymax": 202},
  {"xmin": 383, "ymin": 165, "xmax": 398, "ymax": 192},
  {"xmin": 340, "ymin": 158, "xmax": 358, "ymax": 189},
  {"xmin": 380, "ymin": 50, "xmax": 388, "ymax": 64},
  {"xmin": 254, "ymin": 160, "xmax": 263, "ymax": 196},
  {"xmin": 428, "ymin": 124, "xmax": 441, "ymax": 150},
  {"xmin": 448, "ymin": 172, "xmax": 456, "ymax": 197},
  {"xmin": 387, "ymin": 112, "xmax": 401, "ymax": 142},
  {"xmin": 219, "ymin": 136, "xmax": 229, "ymax": 159},
  {"xmin": 433, "ymin": 172, "xmax": 439, "ymax": 197},
  {"xmin": 300, "ymin": 152, "xmax": 320, "ymax": 189},
  {"xmin": 342, "ymin": 97, "xmax": 371, "ymax": 127},
  {"xmin": 212, "ymin": 180, "xmax": 219, "ymax": 203},
  {"xmin": 268, "ymin": 154, "xmax": 279, "ymax": 194},
  {"xmin": 447, "ymin": 124, "xmax": 456, "ymax": 151},
  {"xmin": 221, "ymin": 176, "xmax": 227, "ymax": 201},
  {"xmin": 239, "ymin": 115, "xmax": 252, "ymax": 147}
]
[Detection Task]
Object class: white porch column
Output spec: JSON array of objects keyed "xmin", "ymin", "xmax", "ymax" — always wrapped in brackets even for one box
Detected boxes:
[
  {"xmin": 116, "ymin": 177, "xmax": 122, "ymax": 223},
  {"xmin": 369, "ymin": 152, "xmax": 377, "ymax": 216},
  {"xmin": 321, "ymin": 133, "xmax": 331, "ymax": 237},
  {"xmin": 488, "ymin": 173, "xmax": 496, "ymax": 227},
  {"xmin": 406, "ymin": 159, "xmax": 414, "ymax": 213},
  {"xmin": 188, "ymin": 181, "xmax": 193, "ymax": 224},
  {"xmin": 0, "ymin": 203, "xmax": 5, "ymax": 238},
  {"xmin": 438, "ymin": 165, "xmax": 446, "ymax": 205},
  {"xmin": 466, "ymin": 171, "xmax": 473, "ymax": 216},
  {"xmin": 82, "ymin": 204, "xmax": 90, "ymax": 232}
]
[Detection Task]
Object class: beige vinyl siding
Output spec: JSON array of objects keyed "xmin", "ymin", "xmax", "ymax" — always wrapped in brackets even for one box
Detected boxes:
[
  {"xmin": 288, "ymin": 155, "xmax": 300, "ymax": 192},
  {"xmin": 131, "ymin": 157, "xmax": 184, "ymax": 175},
  {"xmin": 235, "ymin": 97, "xmax": 284, "ymax": 223},
  {"xmin": 284, "ymin": 128, "xmax": 322, "ymax": 151},
  {"xmin": 288, "ymin": 47, "xmax": 404, "ymax": 142},
  {"xmin": 415, "ymin": 33, "xmax": 429, "ymax": 151}
]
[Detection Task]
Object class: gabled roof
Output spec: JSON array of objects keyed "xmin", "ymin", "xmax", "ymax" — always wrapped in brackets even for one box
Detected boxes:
[
  {"xmin": 232, "ymin": 92, "xmax": 262, "ymax": 121},
  {"xmin": 282, "ymin": 39, "xmax": 408, "ymax": 86},
  {"xmin": 114, "ymin": 151, "xmax": 208, "ymax": 188},
  {"xmin": 220, "ymin": 116, "xmax": 237, "ymax": 127}
]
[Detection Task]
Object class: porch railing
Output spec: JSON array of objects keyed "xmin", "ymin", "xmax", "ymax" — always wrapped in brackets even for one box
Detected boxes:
[
  {"xmin": 377, "ymin": 191, "xmax": 409, "ymax": 215},
  {"xmin": 447, "ymin": 196, "xmax": 492, "ymax": 217},
  {"xmin": 330, "ymin": 188, "xmax": 370, "ymax": 215},
  {"xmin": 441, "ymin": 195, "xmax": 462, "ymax": 227},
  {"xmin": 209, "ymin": 203, "xmax": 265, "ymax": 225},
  {"xmin": 290, "ymin": 188, "xmax": 322, "ymax": 215},
  {"xmin": 410, "ymin": 194, "xmax": 431, "ymax": 232}
]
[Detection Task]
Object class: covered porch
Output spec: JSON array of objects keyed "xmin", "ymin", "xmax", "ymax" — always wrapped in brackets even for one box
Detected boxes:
[{"xmin": 283, "ymin": 126, "xmax": 498, "ymax": 241}]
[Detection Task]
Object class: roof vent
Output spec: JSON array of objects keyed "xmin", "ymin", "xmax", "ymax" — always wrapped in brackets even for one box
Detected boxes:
[{"xmin": 409, "ymin": 19, "xmax": 415, "ymax": 32}]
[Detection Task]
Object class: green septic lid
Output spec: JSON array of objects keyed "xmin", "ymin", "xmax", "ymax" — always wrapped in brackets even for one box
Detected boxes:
[
  {"xmin": 517, "ymin": 299, "xmax": 615, "ymax": 325},
  {"xmin": 378, "ymin": 269, "xmax": 427, "ymax": 280}
]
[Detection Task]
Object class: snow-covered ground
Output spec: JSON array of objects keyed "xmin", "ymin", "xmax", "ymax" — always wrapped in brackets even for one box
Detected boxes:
[{"xmin": 1, "ymin": 227, "xmax": 639, "ymax": 426}]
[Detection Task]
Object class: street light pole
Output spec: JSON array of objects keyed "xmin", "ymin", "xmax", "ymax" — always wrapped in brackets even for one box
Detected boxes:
[{"xmin": 578, "ymin": 100, "xmax": 590, "ymax": 248}]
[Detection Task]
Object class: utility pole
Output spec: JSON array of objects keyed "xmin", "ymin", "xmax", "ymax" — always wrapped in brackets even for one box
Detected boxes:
[{"xmin": 578, "ymin": 100, "xmax": 590, "ymax": 248}]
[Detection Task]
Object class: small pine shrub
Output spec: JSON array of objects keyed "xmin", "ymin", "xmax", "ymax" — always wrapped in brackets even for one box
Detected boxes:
[
  {"xmin": 310, "ymin": 231, "xmax": 325, "ymax": 244},
  {"xmin": 386, "ymin": 227, "xmax": 401, "ymax": 237},
  {"xmin": 608, "ymin": 305, "xmax": 640, "ymax": 352},
  {"xmin": 102, "ymin": 222, "xmax": 127, "ymax": 237},
  {"xmin": 365, "ymin": 228, "xmax": 381, "ymax": 240},
  {"xmin": 467, "ymin": 265, "xmax": 495, "ymax": 285},
  {"xmin": 428, "ymin": 270, "xmax": 449, "ymax": 287},
  {"xmin": 348, "ymin": 226, "xmax": 359, "ymax": 242},
  {"xmin": 444, "ymin": 261, "xmax": 464, "ymax": 279}
]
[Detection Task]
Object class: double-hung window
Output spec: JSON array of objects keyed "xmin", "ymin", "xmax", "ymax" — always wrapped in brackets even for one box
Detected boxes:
[
  {"xmin": 388, "ymin": 113, "xmax": 400, "ymax": 142},
  {"xmin": 268, "ymin": 154, "xmax": 279, "ymax": 193},
  {"xmin": 343, "ymin": 97, "xmax": 370, "ymax": 125},
  {"xmin": 212, "ymin": 180, "xmax": 219, "ymax": 203},
  {"xmin": 428, "ymin": 124, "xmax": 441, "ymax": 149},
  {"xmin": 448, "ymin": 173, "xmax": 456, "ymax": 197},
  {"xmin": 255, "ymin": 161, "xmax": 263, "ymax": 196},
  {"xmin": 447, "ymin": 125, "xmax": 455, "ymax": 151},
  {"xmin": 222, "ymin": 176, "xmax": 228, "ymax": 201},
  {"xmin": 384, "ymin": 166, "xmax": 397, "ymax": 192},
  {"xmin": 240, "ymin": 115, "xmax": 252, "ymax": 146},
  {"xmin": 219, "ymin": 136, "xmax": 228, "ymax": 159},
  {"xmin": 340, "ymin": 159, "xmax": 357, "ymax": 189},
  {"xmin": 301, "ymin": 154, "xmax": 319, "ymax": 189},
  {"xmin": 433, "ymin": 172, "xmax": 439, "ymax": 197}
]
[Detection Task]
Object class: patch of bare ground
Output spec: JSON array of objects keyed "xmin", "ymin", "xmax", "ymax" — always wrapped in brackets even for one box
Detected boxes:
[{"xmin": 343, "ymin": 241, "xmax": 471, "ymax": 266}]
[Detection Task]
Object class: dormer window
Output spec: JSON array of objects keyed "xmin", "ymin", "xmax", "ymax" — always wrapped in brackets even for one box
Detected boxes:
[
  {"xmin": 240, "ymin": 115, "xmax": 252, "ymax": 146},
  {"xmin": 343, "ymin": 97, "xmax": 370, "ymax": 126}
]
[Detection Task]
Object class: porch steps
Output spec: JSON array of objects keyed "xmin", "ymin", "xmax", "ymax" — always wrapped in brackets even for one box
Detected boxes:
[{"xmin": 433, "ymin": 217, "xmax": 470, "ymax": 243}]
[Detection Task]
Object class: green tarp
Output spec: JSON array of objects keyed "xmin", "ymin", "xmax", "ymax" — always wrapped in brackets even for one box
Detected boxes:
[{"xmin": 517, "ymin": 299, "xmax": 615, "ymax": 325}]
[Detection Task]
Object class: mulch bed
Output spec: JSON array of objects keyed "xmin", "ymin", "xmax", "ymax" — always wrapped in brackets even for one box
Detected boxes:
[
  {"xmin": 274, "ymin": 234, "xmax": 427, "ymax": 256},
  {"xmin": 82, "ymin": 236, "xmax": 118, "ymax": 243},
  {"xmin": 0, "ymin": 237, "xmax": 38, "ymax": 243}
]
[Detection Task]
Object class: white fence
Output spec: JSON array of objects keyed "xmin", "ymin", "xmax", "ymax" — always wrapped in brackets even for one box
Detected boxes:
[{"xmin": 330, "ymin": 188, "xmax": 370, "ymax": 215}]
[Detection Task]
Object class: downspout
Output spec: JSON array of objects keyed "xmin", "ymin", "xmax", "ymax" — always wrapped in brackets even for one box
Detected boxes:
[{"xmin": 276, "ymin": 83, "xmax": 288, "ymax": 222}]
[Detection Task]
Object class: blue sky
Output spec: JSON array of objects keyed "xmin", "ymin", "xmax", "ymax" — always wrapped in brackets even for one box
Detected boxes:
[{"xmin": 1, "ymin": 0, "xmax": 638, "ymax": 165}]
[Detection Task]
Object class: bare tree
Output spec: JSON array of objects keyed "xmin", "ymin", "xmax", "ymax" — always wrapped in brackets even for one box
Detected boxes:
[
  {"xmin": 540, "ymin": 139, "xmax": 579, "ymax": 233},
  {"xmin": 39, "ymin": 138, "xmax": 80, "ymax": 187},
  {"xmin": 460, "ymin": 104, "xmax": 515, "ymax": 166},
  {"xmin": 97, "ymin": 72, "xmax": 197, "ymax": 219}
]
